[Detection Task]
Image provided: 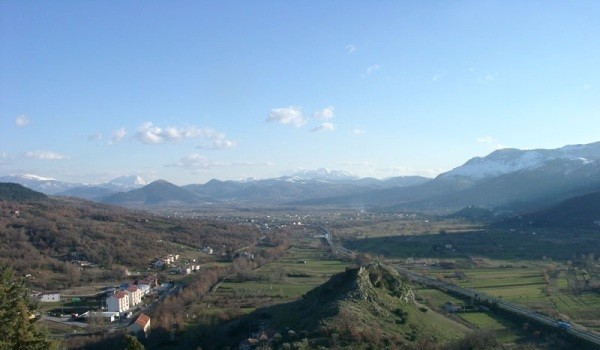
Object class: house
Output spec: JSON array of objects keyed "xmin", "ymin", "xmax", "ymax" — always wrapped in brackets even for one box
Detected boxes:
[
  {"xmin": 137, "ymin": 284, "xmax": 151, "ymax": 296},
  {"xmin": 443, "ymin": 302, "xmax": 461, "ymax": 313},
  {"xmin": 128, "ymin": 313, "xmax": 151, "ymax": 336},
  {"xmin": 126, "ymin": 285, "xmax": 142, "ymax": 307},
  {"xmin": 40, "ymin": 293, "xmax": 60, "ymax": 302},
  {"xmin": 138, "ymin": 275, "xmax": 158, "ymax": 287},
  {"xmin": 106, "ymin": 291, "xmax": 130, "ymax": 313},
  {"xmin": 202, "ymin": 247, "xmax": 213, "ymax": 254}
]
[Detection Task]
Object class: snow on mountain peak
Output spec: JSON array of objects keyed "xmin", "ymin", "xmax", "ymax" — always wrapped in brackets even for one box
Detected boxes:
[
  {"xmin": 440, "ymin": 143, "xmax": 600, "ymax": 180},
  {"xmin": 20, "ymin": 174, "xmax": 57, "ymax": 181},
  {"xmin": 107, "ymin": 175, "xmax": 147, "ymax": 189},
  {"xmin": 290, "ymin": 168, "xmax": 358, "ymax": 181}
]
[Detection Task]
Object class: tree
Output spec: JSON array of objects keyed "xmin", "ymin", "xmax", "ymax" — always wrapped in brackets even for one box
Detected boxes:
[
  {"xmin": 0, "ymin": 264, "xmax": 54, "ymax": 350},
  {"xmin": 124, "ymin": 334, "xmax": 145, "ymax": 350}
]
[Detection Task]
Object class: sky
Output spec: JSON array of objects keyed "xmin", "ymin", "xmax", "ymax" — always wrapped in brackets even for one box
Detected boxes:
[{"xmin": 1, "ymin": 1, "xmax": 599, "ymax": 185}]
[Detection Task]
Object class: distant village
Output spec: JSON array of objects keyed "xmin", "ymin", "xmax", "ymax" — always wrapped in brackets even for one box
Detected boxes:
[{"xmin": 32, "ymin": 247, "xmax": 217, "ymax": 339}]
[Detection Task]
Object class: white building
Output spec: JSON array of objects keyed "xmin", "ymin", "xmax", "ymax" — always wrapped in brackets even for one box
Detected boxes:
[
  {"xmin": 106, "ymin": 291, "xmax": 130, "ymax": 313},
  {"xmin": 85, "ymin": 311, "xmax": 120, "ymax": 323},
  {"xmin": 126, "ymin": 285, "xmax": 142, "ymax": 307},
  {"xmin": 137, "ymin": 284, "xmax": 151, "ymax": 296},
  {"xmin": 40, "ymin": 293, "xmax": 60, "ymax": 302}
]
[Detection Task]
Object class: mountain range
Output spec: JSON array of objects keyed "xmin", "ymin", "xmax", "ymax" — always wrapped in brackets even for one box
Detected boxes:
[
  {"xmin": 0, "ymin": 174, "xmax": 148, "ymax": 199},
  {"xmin": 297, "ymin": 142, "xmax": 600, "ymax": 212},
  {"xmin": 2, "ymin": 142, "xmax": 600, "ymax": 211}
]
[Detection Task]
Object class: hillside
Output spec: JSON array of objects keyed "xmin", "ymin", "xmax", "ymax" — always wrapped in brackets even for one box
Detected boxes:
[
  {"xmin": 0, "ymin": 196, "xmax": 259, "ymax": 289},
  {"xmin": 0, "ymin": 182, "xmax": 47, "ymax": 201},
  {"xmin": 295, "ymin": 142, "xmax": 600, "ymax": 212},
  {"xmin": 222, "ymin": 264, "xmax": 467, "ymax": 348},
  {"xmin": 498, "ymin": 190, "xmax": 600, "ymax": 229},
  {"xmin": 103, "ymin": 179, "xmax": 210, "ymax": 206}
]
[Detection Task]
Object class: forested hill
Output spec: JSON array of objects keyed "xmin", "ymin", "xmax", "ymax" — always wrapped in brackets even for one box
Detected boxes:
[
  {"xmin": 0, "ymin": 196, "xmax": 260, "ymax": 289},
  {"xmin": 0, "ymin": 182, "xmax": 47, "ymax": 201},
  {"xmin": 497, "ymin": 190, "xmax": 600, "ymax": 229}
]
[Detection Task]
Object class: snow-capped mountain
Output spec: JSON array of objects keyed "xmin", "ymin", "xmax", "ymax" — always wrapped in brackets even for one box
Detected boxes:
[
  {"xmin": 0, "ymin": 174, "xmax": 148, "ymax": 198},
  {"xmin": 0, "ymin": 174, "xmax": 77, "ymax": 195},
  {"xmin": 299, "ymin": 142, "xmax": 600, "ymax": 211},
  {"xmin": 440, "ymin": 142, "xmax": 600, "ymax": 180},
  {"xmin": 290, "ymin": 168, "xmax": 359, "ymax": 181},
  {"xmin": 58, "ymin": 175, "xmax": 148, "ymax": 200},
  {"xmin": 105, "ymin": 175, "xmax": 148, "ymax": 190}
]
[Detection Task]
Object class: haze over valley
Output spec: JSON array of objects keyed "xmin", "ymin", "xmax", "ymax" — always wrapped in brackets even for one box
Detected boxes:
[{"xmin": 2, "ymin": 2, "xmax": 600, "ymax": 350}]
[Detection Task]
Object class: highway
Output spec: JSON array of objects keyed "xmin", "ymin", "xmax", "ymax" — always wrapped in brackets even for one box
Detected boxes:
[{"xmin": 394, "ymin": 266, "xmax": 600, "ymax": 348}]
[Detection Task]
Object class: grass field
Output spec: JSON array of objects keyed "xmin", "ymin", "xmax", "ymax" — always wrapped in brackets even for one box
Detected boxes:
[
  {"xmin": 196, "ymin": 238, "xmax": 353, "ymax": 321},
  {"xmin": 342, "ymin": 219, "xmax": 600, "ymax": 333}
]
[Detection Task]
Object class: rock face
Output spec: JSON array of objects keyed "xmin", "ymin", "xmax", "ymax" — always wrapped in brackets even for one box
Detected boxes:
[{"xmin": 302, "ymin": 263, "xmax": 413, "ymax": 305}]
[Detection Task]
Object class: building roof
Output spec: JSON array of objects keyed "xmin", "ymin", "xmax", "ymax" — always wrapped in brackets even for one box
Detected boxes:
[
  {"xmin": 127, "ymin": 285, "xmax": 139, "ymax": 292},
  {"xmin": 134, "ymin": 313, "xmax": 150, "ymax": 328},
  {"xmin": 112, "ymin": 291, "xmax": 128, "ymax": 299}
]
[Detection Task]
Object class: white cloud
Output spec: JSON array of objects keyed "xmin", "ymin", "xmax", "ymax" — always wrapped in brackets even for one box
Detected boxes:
[
  {"xmin": 377, "ymin": 165, "xmax": 440, "ymax": 178},
  {"xmin": 309, "ymin": 122, "xmax": 335, "ymax": 132},
  {"xmin": 312, "ymin": 106, "xmax": 335, "ymax": 121},
  {"xmin": 476, "ymin": 136, "xmax": 505, "ymax": 150},
  {"xmin": 346, "ymin": 44, "xmax": 357, "ymax": 54},
  {"xmin": 352, "ymin": 128, "xmax": 365, "ymax": 136},
  {"xmin": 168, "ymin": 154, "xmax": 227, "ymax": 170},
  {"xmin": 168, "ymin": 154, "xmax": 270, "ymax": 171},
  {"xmin": 340, "ymin": 161, "xmax": 373, "ymax": 167},
  {"xmin": 24, "ymin": 150, "xmax": 70, "ymax": 160},
  {"xmin": 135, "ymin": 122, "xmax": 235, "ymax": 148},
  {"xmin": 266, "ymin": 107, "xmax": 306, "ymax": 127},
  {"xmin": 88, "ymin": 133, "xmax": 103, "ymax": 141},
  {"xmin": 480, "ymin": 74, "xmax": 496, "ymax": 83},
  {"xmin": 197, "ymin": 138, "xmax": 238, "ymax": 150},
  {"xmin": 476, "ymin": 136, "xmax": 494, "ymax": 144},
  {"xmin": 361, "ymin": 64, "xmax": 380, "ymax": 78},
  {"xmin": 109, "ymin": 128, "xmax": 126, "ymax": 145},
  {"xmin": 0, "ymin": 152, "xmax": 7, "ymax": 159},
  {"xmin": 15, "ymin": 115, "xmax": 30, "ymax": 127}
]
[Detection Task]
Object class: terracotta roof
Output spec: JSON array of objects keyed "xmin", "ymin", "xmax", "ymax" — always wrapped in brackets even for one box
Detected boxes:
[
  {"xmin": 135, "ymin": 313, "xmax": 150, "ymax": 327},
  {"xmin": 112, "ymin": 291, "xmax": 127, "ymax": 299},
  {"xmin": 127, "ymin": 285, "xmax": 139, "ymax": 292}
]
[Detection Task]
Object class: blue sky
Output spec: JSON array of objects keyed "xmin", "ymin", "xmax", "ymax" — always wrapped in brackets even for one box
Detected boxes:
[{"xmin": 2, "ymin": 1, "xmax": 599, "ymax": 185}]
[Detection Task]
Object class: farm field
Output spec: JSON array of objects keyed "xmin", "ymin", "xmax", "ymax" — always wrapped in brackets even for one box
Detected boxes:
[
  {"xmin": 214, "ymin": 240, "xmax": 351, "ymax": 307},
  {"xmin": 418, "ymin": 263, "xmax": 600, "ymax": 332},
  {"xmin": 182, "ymin": 236, "xmax": 353, "ymax": 332},
  {"xmin": 415, "ymin": 287, "xmax": 528, "ymax": 345}
]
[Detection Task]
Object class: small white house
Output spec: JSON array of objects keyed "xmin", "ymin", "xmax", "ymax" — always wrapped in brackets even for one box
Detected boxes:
[
  {"xmin": 202, "ymin": 247, "xmax": 213, "ymax": 254},
  {"xmin": 128, "ymin": 313, "xmax": 151, "ymax": 336},
  {"xmin": 40, "ymin": 293, "xmax": 60, "ymax": 302}
]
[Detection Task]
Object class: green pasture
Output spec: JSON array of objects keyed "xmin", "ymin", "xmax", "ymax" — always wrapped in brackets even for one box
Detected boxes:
[
  {"xmin": 415, "ymin": 288, "xmax": 464, "ymax": 309},
  {"xmin": 459, "ymin": 312, "xmax": 506, "ymax": 331},
  {"xmin": 198, "ymin": 241, "xmax": 353, "ymax": 321}
]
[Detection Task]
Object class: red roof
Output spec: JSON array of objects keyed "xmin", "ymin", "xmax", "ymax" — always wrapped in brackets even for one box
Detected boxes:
[
  {"xmin": 135, "ymin": 313, "xmax": 150, "ymax": 327},
  {"xmin": 127, "ymin": 285, "xmax": 139, "ymax": 292},
  {"xmin": 113, "ymin": 291, "xmax": 127, "ymax": 299}
]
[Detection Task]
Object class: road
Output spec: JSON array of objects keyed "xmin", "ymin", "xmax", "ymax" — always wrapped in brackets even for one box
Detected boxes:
[
  {"xmin": 394, "ymin": 266, "xmax": 600, "ymax": 348},
  {"xmin": 42, "ymin": 315, "xmax": 88, "ymax": 328}
]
